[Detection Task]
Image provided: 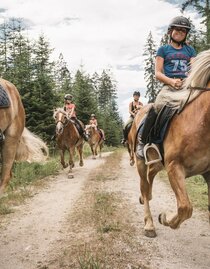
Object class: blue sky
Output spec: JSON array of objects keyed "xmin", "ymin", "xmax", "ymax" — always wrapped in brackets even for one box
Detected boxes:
[{"xmin": 0, "ymin": 0, "xmax": 200, "ymax": 120}]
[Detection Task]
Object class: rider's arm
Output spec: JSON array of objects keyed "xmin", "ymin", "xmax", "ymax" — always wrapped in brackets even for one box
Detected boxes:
[
  {"xmin": 155, "ymin": 56, "xmax": 183, "ymax": 90},
  {"xmin": 69, "ymin": 104, "xmax": 75, "ymax": 118},
  {"xmin": 129, "ymin": 102, "xmax": 135, "ymax": 117}
]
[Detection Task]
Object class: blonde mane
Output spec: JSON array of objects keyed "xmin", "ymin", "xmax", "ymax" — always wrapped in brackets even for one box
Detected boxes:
[{"xmin": 184, "ymin": 49, "xmax": 210, "ymax": 89}]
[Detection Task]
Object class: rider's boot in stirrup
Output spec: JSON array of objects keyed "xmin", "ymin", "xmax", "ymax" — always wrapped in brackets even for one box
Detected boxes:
[{"xmin": 136, "ymin": 134, "xmax": 144, "ymax": 159}]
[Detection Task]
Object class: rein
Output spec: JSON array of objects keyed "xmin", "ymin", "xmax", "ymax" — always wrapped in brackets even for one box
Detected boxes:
[{"xmin": 188, "ymin": 86, "xmax": 210, "ymax": 91}]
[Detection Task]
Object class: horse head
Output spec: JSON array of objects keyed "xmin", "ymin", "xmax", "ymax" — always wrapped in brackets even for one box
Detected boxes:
[{"xmin": 53, "ymin": 108, "xmax": 68, "ymax": 135}]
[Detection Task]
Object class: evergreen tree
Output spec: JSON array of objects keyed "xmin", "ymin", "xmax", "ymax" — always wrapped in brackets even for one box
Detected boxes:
[
  {"xmin": 54, "ymin": 53, "xmax": 72, "ymax": 104},
  {"xmin": 98, "ymin": 69, "xmax": 117, "ymax": 110},
  {"xmin": 182, "ymin": 0, "xmax": 210, "ymax": 47},
  {"xmin": 143, "ymin": 32, "xmax": 159, "ymax": 103},
  {"xmin": 26, "ymin": 34, "xmax": 57, "ymax": 141},
  {"xmin": 72, "ymin": 69, "xmax": 98, "ymax": 124}
]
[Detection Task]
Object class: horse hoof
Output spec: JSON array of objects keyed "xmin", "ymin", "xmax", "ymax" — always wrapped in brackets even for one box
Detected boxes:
[
  {"xmin": 144, "ymin": 229, "xmax": 157, "ymax": 238},
  {"xmin": 139, "ymin": 196, "xmax": 144, "ymax": 205},
  {"xmin": 130, "ymin": 160, "xmax": 135, "ymax": 166},
  {"xmin": 68, "ymin": 174, "xmax": 74, "ymax": 179},
  {"xmin": 79, "ymin": 162, "xmax": 84, "ymax": 167},
  {"xmin": 158, "ymin": 213, "xmax": 169, "ymax": 226}
]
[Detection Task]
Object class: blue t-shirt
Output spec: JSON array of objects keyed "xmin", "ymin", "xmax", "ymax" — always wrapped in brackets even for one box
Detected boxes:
[{"xmin": 156, "ymin": 44, "xmax": 196, "ymax": 78}]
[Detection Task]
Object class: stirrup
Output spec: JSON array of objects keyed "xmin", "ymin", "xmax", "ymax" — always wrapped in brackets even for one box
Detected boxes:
[{"xmin": 143, "ymin": 143, "xmax": 162, "ymax": 165}]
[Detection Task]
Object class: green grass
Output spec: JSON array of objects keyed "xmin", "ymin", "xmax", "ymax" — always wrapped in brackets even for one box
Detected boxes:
[
  {"xmin": 159, "ymin": 171, "xmax": 208, "ymax": 211},
  {"xmin": 186, "ymin": 175, "xmax": 208, "ymax": 211}
]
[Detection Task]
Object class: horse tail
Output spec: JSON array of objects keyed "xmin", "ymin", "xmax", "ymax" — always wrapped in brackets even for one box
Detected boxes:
[{"xmin": 15, "ymin": 127, "xmax": 49, "ymax": 162}]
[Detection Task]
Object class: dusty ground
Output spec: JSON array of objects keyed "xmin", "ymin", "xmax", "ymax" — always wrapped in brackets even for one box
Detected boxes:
[{"xmin": 0, "ymin": 151, "xmax": 210, "ymax": 269}]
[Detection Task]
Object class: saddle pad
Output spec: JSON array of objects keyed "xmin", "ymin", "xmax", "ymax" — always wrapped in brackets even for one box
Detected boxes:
[{"xmin": 0, "ymin": 84, "xmax": 10, "ymax": 108}]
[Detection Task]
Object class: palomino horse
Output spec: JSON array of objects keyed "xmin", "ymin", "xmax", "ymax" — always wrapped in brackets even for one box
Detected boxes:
[
  {"xmin": 85, "ymin": 124, "xmax": 104, "ymax": 159},
  {"xmin": 53, "ymin": 108, "xmax": 84, "ymax": 177},
  {"xmin": 130, "ymin": 49, "xmax": 210, "ymax": 237},
  {"xmin": 0, "ymin": 79, "xmax": 48, "ymax": 195}
]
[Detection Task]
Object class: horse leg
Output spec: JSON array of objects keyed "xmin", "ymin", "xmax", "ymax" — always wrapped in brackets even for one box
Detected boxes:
[
  {"xmin": 202, "ymin": 172, "xmax": 210, "ymax": 223},
  {"xmin": 136, "ymin": 158, "xmax": 157, "ymax": 237},
  {"xmin": 0, "ymin": 136, "xmax": 19, "ymax": 194},
  {"xmin": 127, "ymin": 142, "xmax": 135, "ymax": 166},
  {"xmin": 159, "ymin": 162, "xmax": 192, "ymax": 229},
  {"xmin": 60, "ymin": 149, "xmax": 68, "ymax": 168},
  {"xmin": 92, "ymin": 145, "xmax": 96, "ymax": 159},
  {"xmin": 68, "ymin": 147, "xmax": 75, "ymax": 178},
  {"xmin": 77, "ymin": 143, "xmax": 84, "ymax": 167}
]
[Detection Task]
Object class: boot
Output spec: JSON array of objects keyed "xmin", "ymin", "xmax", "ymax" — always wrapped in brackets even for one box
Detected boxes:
[
  {"xmin": 0, "ymin": 129, "xmax": 5, "ymax": 142},
  {"xmin": 83, "ymin": 132, "xmax": 89, "ymax": 141},
  {"xmin": 136, "ymin": 135, "xmax": 144, "ymax": 159}
]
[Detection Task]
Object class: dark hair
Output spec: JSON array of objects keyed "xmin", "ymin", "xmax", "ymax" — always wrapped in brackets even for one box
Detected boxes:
[{"xmin": 133, "ymin": 91, "xmax": 140, "ymax": 97}]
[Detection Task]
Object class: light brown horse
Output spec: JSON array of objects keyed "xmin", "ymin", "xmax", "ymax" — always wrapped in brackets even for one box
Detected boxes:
[
  {"xmin": 53, "ymin": 108, "xmax": 84, "ymax": 177},
  {"xmin": 0, "ymin": 78, "xmax": 48, "ymax": 195},
  {"xmin": 130, "ymin": 49, "xmax": 210, "ymax": 237},
  {"xmin": 85, "ymin": 124, "xmax": 104, "ymax": 159}
]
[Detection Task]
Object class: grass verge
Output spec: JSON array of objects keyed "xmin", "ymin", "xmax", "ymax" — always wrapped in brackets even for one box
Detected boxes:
[
  {"xmin": 158, "ymin": 170, "xmax": 208, "ymax": 211},
  {"xmin": 47, "ymin": 149, "xmax": 150, "ymax": 269}
]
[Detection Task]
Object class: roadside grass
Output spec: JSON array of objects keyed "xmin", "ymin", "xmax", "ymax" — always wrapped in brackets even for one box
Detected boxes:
[
  {"xmin": 158, "ymin": 170, "xmax": 208, "ymax": 211},
  {"xmin": 50, "ymin": 149, "xmax": 150, "ymax": 269},
  {"xmin": 0, "ymin": 144, "xmax": 117, "ymax": 216}
]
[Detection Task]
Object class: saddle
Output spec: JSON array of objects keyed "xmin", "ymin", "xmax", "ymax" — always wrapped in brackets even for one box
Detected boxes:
[
  {"xmin": 0, "ymin": 83, "xmax": 10, "ymax": 108},
  {"xmin": 138, "ymin": 105, "xmax": 178, "ymax": 164}
]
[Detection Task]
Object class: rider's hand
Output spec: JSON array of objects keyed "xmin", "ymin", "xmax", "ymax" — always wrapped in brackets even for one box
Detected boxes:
[{"xmin": 170, "ymin": 78, "xmax": 183, "ymax": 90}]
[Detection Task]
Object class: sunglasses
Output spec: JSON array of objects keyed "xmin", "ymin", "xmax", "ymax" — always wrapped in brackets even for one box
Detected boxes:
[{"xmin": 173, "ymin": 27, "xmax": 187, "ymax": 33}]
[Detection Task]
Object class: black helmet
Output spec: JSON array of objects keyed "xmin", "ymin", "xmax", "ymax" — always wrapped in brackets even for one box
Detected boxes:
[
  {"xmin": 64, "ymin": 94, "xmax": 73, "ymax": 100},
  {"xmin": 133, "ymin": 91, "xmax": 140, "ymax": 97},
  {"xmin": 168, "ymin": 16, "xmax": 191, "ymax": 32}
]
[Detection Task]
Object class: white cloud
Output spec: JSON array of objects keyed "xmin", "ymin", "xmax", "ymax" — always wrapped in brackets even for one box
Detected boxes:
[{"xmin": 0, "ymin": 0, "xmax": 201, "ymax": 120}]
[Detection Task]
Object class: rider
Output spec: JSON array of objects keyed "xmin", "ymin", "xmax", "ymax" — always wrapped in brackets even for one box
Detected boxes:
[
  {"xmin": 121, "ymin": 91, "xmax": 143, "ymax": 145},
  {"xmin": 87, "ymin": 113, "xmax": 105, "ymax": 140},
  {"xmin": 136, "ymin": 16, "xmax": 196, "ymax": 158},
  {"xmin": 64, "ymin": 94, "xmax": 88, "ymax": 141}
]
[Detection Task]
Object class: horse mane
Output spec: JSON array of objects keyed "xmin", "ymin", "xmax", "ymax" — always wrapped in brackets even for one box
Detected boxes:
[
  {"xmin": 53, "ymin": 107, "xmax": 66, "ymax": 118},
  {"xmin": 184, "ymin": 49, "xmax": 210, "ymax": 89}
]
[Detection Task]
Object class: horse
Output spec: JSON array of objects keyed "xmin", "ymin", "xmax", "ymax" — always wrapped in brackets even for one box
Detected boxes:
[
  {"xmin": 0, "ymin": 78, "xmax": 48, "ymax": 195},
  {"xmin": 53, "ymin": 108, "xmax": 84, "ymax": 177},
  {"xmin": 85, "ymin": 124, "xmax": 104, "ymax": 159},
  {"xmin": 130, "ymin": 49, "xmax": 210, "ymax": 238}
]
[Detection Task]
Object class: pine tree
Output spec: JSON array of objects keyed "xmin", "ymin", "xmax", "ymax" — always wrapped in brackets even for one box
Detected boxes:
[
  {"xmin": 143, "ymin": 32, "xmax": 159, "ymax": 103},
  {"xmin": 72, "ymin": 69, "xmax": 98, "ymax": 124},
  {"xmin": 26, "ymin": 34, "xmax": 57, "ymax": 141},
  {"xmin": 182, "ymin": 1, "xmax": 210, "ymax": 47},
  {"xmin": 54, "ymin": 53, "xmax": 72, "ymax": 103}
]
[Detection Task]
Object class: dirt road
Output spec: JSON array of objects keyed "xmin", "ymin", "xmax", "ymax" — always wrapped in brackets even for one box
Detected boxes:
[{"xmin": 0, "ymin": 151, "xmax": 210, "ymax": 269}]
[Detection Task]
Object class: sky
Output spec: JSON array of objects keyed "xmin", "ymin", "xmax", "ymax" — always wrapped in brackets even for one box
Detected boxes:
[{"xmin": 0, "ymin": 0, "xmax": 200, "ymax": 120}]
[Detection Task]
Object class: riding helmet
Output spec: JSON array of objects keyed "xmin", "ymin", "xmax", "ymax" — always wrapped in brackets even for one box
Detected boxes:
[
  {"xmin": 91, "ymin": 114, "xmax": 96, "ymax": 117},
  {"xmin": 64, "ymin": 94, "xmax": 73, "ymax": 100},
  {"xmin": 168, "ymin": 16, "xmax": 191, "ymax": 32}
]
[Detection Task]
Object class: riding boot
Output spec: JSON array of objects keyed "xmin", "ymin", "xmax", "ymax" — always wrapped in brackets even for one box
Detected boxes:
[
  {"xmin": 0, "ymin": 129, "xmax": 5, "ymax": 142},
  {"xmin": 83, "ymin": 132, "xmax": 89, "ymax": 141},
  {"xmin": 121, "ymin": 129, "xmax": 127, "ymax": 146},
  {"xmin": 136, "ymin": 133, "xmax": 144, "ymax": 159}
]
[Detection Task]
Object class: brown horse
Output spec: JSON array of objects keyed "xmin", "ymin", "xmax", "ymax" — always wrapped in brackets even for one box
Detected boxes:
[
  {"xmin": 130, "ymin": 49, "xmax": 210, "ymax": 237},
  {"xmin": 53, "ymin": 108, "xmax": 84, "ymax": 177},
  {"xmin": 0, "ymin": 78, "xmax": 48, "ymax": 195},
  {"xmin": 85, "ymin": 124, "xmax": 104, "ymax": 159}
]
